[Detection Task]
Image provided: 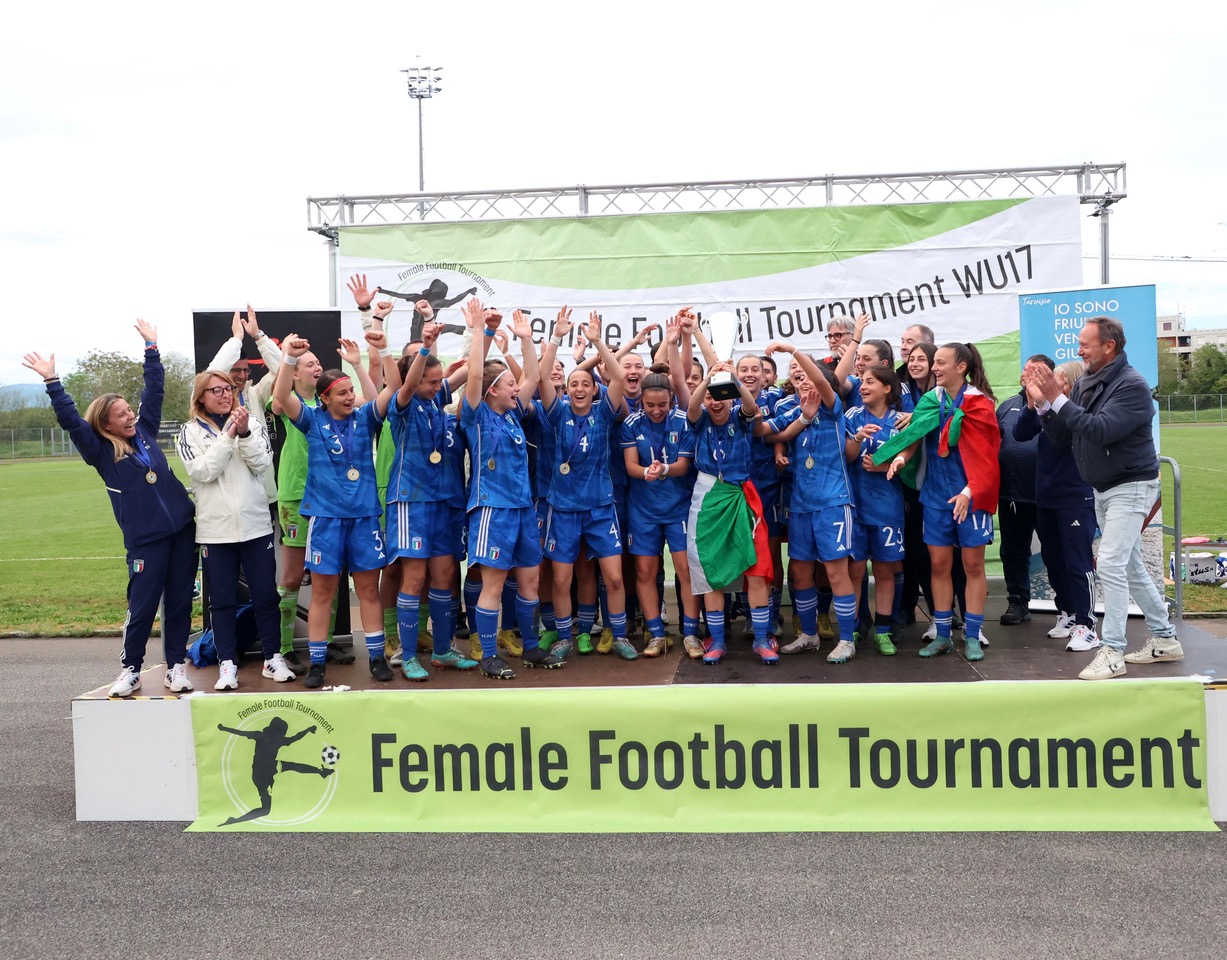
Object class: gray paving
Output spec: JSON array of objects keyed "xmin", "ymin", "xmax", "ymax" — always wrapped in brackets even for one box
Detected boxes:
[{"xmin": 2, "ymin": 635, "xmax": 1226, "ymax": 960}]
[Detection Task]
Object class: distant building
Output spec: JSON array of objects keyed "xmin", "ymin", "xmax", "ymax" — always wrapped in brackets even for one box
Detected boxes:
[{"xmin": 1157, "ymin": 313, "xmax": 1227, "ymax": 373}]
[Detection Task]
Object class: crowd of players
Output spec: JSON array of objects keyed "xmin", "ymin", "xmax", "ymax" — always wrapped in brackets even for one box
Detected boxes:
[{"xmin": 23, "ymin": 275, "xmax": 1184, "ymax": 697}]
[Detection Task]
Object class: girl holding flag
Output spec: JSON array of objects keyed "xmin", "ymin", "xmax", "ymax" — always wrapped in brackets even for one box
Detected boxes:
[
  {"xmin": 685, "ymin": 359, "xmax": 772, "ymax": 665},
  {"xmin": 873, "ymin": 343, "xmax": 1000, "ymax": 661}
]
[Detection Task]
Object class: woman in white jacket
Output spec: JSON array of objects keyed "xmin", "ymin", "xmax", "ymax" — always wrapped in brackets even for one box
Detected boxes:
[{"xmin": 177, "ymin": 370, "xmax": 295, "ymax": 689}]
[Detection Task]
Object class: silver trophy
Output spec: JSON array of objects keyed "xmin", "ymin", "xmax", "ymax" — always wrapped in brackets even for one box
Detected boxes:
[{"xmin": 705, "ymin": 310, "xmax": 743, "ymax": 401}]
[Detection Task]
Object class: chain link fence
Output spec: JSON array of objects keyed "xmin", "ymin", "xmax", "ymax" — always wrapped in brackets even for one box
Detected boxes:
[
  {"xmin": 0, "ymin": 424, "xmax": 184, "ymax": 460},
  {"xmin": 1157, "ymin": 395, "xmax": 1226, "ymax": 423}
]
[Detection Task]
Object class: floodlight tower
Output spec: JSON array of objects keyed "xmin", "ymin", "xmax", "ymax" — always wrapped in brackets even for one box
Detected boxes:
[{"xmin": 402, "ymin": 62, "xmax": 443, "ymax": 218}]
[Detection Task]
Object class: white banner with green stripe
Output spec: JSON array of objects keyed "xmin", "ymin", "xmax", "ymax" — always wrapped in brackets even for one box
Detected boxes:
[{"xmin": 338, "ymin": 196, "xmax": 1081, "ymax": 393}]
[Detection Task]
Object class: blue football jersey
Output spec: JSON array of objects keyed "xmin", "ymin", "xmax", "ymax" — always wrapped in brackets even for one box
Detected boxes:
[
  {"xmin": 386, "ymin": 381, "xmax": 456, "ymax": 504},
  {"xmin": 621, "ymin": 408, "xmax": 696, "ymax": 523},
  {"xmin": 461, "ymin": 396, "xmax": 535, "ymax": 511},
  {"xmin": 544, "ymin": 393, "xmax": 619, "ymax": 510},
  {"xmin": 844, "ymin": 405, "xmax": 905, "ymax": 526},
  {"xmin": 690, "ymin": 405, "xmax": 755, "ymax": 483},
  {"xmin": 294, "ymin": 401, "xmax": 384, "ymax": 519}
]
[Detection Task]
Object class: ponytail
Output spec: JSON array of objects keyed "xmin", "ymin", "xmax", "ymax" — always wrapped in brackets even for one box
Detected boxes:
[{"xmin": 941, "ymin": 342, "xmax": 996, "ymax": 403}]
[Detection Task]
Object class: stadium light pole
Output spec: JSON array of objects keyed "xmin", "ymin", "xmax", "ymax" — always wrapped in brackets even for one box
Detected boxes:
[{"xmin": 401, "ymin": 63, "xmax": 443, "ymax": 219}]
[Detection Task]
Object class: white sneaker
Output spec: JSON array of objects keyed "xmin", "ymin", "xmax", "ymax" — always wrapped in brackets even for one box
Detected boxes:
[
  {"xmin": 827, "ymin": 639, "xmax": 857, "ymax": 664},
  {"xmin": 214, "ymin": 660, "xmax": 238, "ymax": 691},
  {"xmin": 780, "ymin": 632, "xmax": 820, "ymax": 654},
  {"xmin": 978, "ymin": 627, "xmax": 990, "ymax": 647},
  {"xmin": 1048, "ymin": 612, "xmax": 1076, "ymax": 639},
  {"xmin": 108, "ymin": 666, "xmax": 141, "ymax": 698},
  {"xmin": 922, "ymin": 622, "xmax": 938, "ymax": 641},
  {"xmin": 1079, "ymin": 646, "xmax": 1126, "ymax": 681},
  {"xmin": 262, "ymin": 653, "xmax": 296, "ymax": 682},
  {"xmin": 164, "ymin": 661, "xmax": 194, "ymax": 692},
  {"xmin": 1065, "ymin": 624, "xmax": 1101, "ymax": 652},
  {"xmin": 1123, "ymin": 636, "xmax": 1185, "ymax": 664}
]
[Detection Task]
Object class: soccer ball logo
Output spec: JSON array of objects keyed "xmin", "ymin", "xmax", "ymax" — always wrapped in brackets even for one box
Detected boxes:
[{"xmin": 321, "ymin": 745, "xmax": 341, "ymax": 768}]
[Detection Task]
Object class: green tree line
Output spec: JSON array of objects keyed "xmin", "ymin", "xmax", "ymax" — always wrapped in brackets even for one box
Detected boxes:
[{"xmin": 0, "ymin": 350, "xmax": 195, "ymax": 430}]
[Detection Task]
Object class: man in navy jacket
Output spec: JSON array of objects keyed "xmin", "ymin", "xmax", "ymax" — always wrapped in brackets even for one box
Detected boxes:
[{"xmin": 1026, "ymin": 316, "xmax": 1181, "ymax": 680}]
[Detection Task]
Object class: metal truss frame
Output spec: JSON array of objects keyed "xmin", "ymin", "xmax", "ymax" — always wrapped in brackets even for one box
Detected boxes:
[{"xmin": 308, "ymin": 163, "xmax": 1125, "ymax": 303}]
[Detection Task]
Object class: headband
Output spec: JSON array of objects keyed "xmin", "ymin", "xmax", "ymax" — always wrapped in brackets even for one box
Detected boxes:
[
  {"xmin": 320, "ymin": 375, "xmax": 352, "ymax": 398},
  {"xmin": 485, "ymin": 369, "xmax": 511, "ymax": 394}
]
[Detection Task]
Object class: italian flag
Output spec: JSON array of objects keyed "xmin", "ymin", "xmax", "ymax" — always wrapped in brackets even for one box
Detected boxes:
[{"xmin": 687, "ymin": 475, "xmax": 771, "ymax": 594}]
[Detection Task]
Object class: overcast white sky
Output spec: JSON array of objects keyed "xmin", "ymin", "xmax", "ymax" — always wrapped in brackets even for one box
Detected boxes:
[{"xmin": 3, "ymin": 0, "xmax": 1225, "ymax": 384}]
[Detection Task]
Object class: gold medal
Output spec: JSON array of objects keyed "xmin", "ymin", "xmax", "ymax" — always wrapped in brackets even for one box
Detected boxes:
[
  {"xmin": 429, "ymin": 451, "xmax": 442, "ymax": 464},
  {"xmin": 805, "ymin": 456, "xmax": 815, "ymax": 470},
  {"xmin": 145, "ymin": 470, "xmax": 157, "ymax": 484},
  {"xmin": 346, "ymin": 467, "xmax": 360, "ymax": 481},
  {"xmin": 559, "ymin": 463, "xmax": 571, "ymax": 475},
  {"xmin": 487, "ymin": 458, "xmax": 496, "ymax": 471}
]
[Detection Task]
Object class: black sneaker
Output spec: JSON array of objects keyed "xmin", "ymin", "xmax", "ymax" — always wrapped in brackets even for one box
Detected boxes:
[
  {"xmin": 999, "ymin": 602, "xmax": 1032, "ymax": 626},
  {"xmin": 283, "ymin": 650, "xmax": 309, "ymax": 676},
  {"xmin": 326, "ymin": 642, "xmax": 356, "ymax": 664},
  {"xmin": 304, "ymin": 663, "xmax": 326, "ymax": 689},
  {"xmin": 369, "ymin": 656, "xmax": 394, "ymax": 682},
  {"xmin": 480, "ymin": 655, "xmax": 516, "ymax": 680},
  {"xmin": 522, "ymin": 646, "xmax": 565, "ymax": 669}
]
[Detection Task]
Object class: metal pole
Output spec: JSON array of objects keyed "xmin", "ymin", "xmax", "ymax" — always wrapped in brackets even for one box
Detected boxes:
[
  {"xmin": 1099, "ymin": 201, "xmax": 1111, "ymax": 284},
  {"xmin": 417, "ymin": 97, "xmax": 425, "ymax": 220},
  {"xmin": 1161, "ymin": 456, "xmax": 1182, "ymax": 619},
  {"xmin": 327, "ymin": 239, "xmax": 338, "ymax": 308}
]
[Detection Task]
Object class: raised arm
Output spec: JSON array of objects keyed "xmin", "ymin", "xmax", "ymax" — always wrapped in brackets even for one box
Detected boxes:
[
  {"xmin": 363, "ymin": 329, "xmax": 402, "ymax": 418},
  {"xmin": 338, "ymin": 338, "xmax": 378, "ymax": 405},
  {"xmin": 22, "ymin": 351, "xmax": 102, "ymax": 464},
  {"xmin": 586, "ymin": 311, "xmax": 626, "ymax": 411},
  {"xmin": 133, "ymin": 319, "xmax": 165, "ymax": 431},
  {"xmin": 397, "ymin": 321, "xmax": 440, "ymax": 407},
  {"xmin": 614, "ymin": 322, "xmax": 659, "ymax": 363},
  {"xmin": 664, "ymin": 314, "xmax": 691, "ymax": 408},
  {"xmin": 463, "ymin": 298, "xmax": 492, "ymax": 410},
  {"xmin": 538, "ymin": 306, "xmax": 572, "ymax": 412},
  {"xmin": 832, "ymin": 313, "xmax": 871, "ymax": 393},
  {"xmin": 242, "ymin": 305, "xmax": 284, "ymax": 410},
  {"xmin": 767, "ymin": 341, "xmax": 836, "ymax": 410},
  {"xmin": 494, "ymin": 329, "xmax": 523, "ymax": 383},
  {"xmin": 511, "ymin": 310, "xmax": 540, "ymax": 409},
  {"xmin": 272, "ymin": 335, "xmax": 309, "ymax": 423},
  {"xmin": 684, "ymin": 310, "xmax": 720, "ymax": 369}
]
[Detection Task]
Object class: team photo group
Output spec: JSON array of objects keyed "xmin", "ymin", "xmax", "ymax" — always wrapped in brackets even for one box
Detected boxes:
[{"xmin": 22, "ymin": 273, "xmax": 1184, "ymax": 696}]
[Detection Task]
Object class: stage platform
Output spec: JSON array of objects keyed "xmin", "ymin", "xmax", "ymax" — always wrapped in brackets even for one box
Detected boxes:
[{"xmin": 72, "ymin": 598, "xmax": 1227, "ymax": 823}]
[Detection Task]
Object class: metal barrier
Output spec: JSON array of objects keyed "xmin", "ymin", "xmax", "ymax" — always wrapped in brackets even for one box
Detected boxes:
[{"xmin": 1160, "ymin": 456, "xmax": 1183, "ymax": 619}]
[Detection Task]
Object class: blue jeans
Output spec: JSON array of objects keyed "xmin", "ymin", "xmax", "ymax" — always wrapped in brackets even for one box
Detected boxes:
[{"xmin": 1093, "ymin": 478, "xmax": 1174, "ymax": 651}]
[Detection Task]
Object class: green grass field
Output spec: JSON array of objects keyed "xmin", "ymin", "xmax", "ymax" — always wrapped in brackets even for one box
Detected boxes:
[
  {"xmin": 0, "ymin": 457, "xmax": 201, "ymax": 636},
  {"xmin": 2, "ymin": 423, "xmax": 1226, "ymax": 635},
  {"xmin": 1158, "ymin": 423, "xmax": 1227, "ymax": 613}
]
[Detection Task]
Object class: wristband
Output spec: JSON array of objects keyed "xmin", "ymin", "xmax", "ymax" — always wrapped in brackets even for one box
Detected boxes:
[
  {"xmin": 798, "ymin": 414, "xmax": 813, "ymax": 426},
  {"xmin": 285, "ymin": 354, "xmax": 300, "ymax": 367},
  {"xmin": 893, "ymin": 455, "xmax": 906, "ymax": 465},
  {"xmin": 483, "ymin": 328, "xmax": 496, "ymax": 337},
  {"xmin": 358, "ymin": 304, "xmax": 372, "ymax": 312},
  {"xmin": 43, "ymin": 376, "xmax": 59, "ymax": 383},
  {"xmin": 145, "ymin": 341, "xmax": 157, "ymax": 349},
  {"xmin": 419, "ymin": 346, "xmax": 432, "ymax": 357},
  {"xmin": 644, "ymin": 466, "xmax": 651, "ymax": 481},
  {"xmin": 378, "ymin": 348, "xmax": 392, "ymax": 358},
  {"xmin": 238, "ymin": 430, "xmax": 251, "ymax": 438},
  {"xmin": 550, "ymin": 335, "xmax": 564, "ymax": 346}
]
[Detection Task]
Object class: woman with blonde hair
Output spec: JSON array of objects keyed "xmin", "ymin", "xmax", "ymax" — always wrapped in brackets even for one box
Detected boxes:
[
  {"xmin": 177, "ymin": 369, "xmax": 294, "ymax": 690},
  {"xmin": 1015, "ymin": 358, "xmax": 1099, "ymax": 651},
  {"xmin": 23, "ymin": 321, "xmax": 197, "ymax": 697}
]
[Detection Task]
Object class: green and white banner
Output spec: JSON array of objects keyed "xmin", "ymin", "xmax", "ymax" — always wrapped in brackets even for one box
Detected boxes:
[
  {"xmin": 338, "ymin": 197, "xmax": 1081, "ymax": 392},
  {"xmin": 189, "ymin": 680, "xmax": 1213, "ymax": 832}
]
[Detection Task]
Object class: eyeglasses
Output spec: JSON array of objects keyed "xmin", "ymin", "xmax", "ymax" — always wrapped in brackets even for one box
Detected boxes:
[
  {"xmin": 825, "ymin": 332, "xmax": 848, "ymax": 341},
  {"xmin": 205, "ymin": 385, "xmax": 235, "ymax": 397}
]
